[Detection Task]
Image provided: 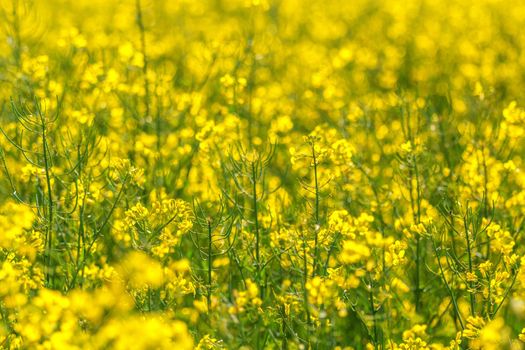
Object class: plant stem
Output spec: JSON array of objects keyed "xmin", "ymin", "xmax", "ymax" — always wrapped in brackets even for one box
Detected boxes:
[
  {"xmin": 41, "ymin": 113, "xmax": 54, "ymax": 286},
  {"xmin": 207, "ymin": 219, "xmax": 213, "ymax": 311},
  {"xmin": 311, "ymin": 142, "xmax": 320, "ymax": 277},
  {"xmin": 463, "ymin": 209, "xmax": 476, "ymax": 316},
  {"xmin": 251, "ymin": 161, "xmax": 261, "ymax": 293},
  {"xmin": 432, "ymin": 237, "xmax": 465, "ymax": 329}
]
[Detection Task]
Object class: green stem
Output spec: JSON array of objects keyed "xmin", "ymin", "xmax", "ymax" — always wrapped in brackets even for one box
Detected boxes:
[
  {"xmin": 432, "ymin": 238, "xmax": 465, "ymax": 329},
  {"xmin": 311, "ymin": 142, "xmax": 320, "ymax": 277},
  {"xmin": 252, "ymin": 161, "xmax": 261, "ymax": 292},
  {"xmin": 302, "ymin": 237, "xmax": 311, "ymax": 345},
  {"xmin": 368, "ymin": 282, "xmax": 379, "ymax": 344},
  {"xmin": 207, "ymin": 219, "xmax": 213, "ymax": 311},
  {"xmin": 463, "ymin": 210, "xmax": 476, "ymax": 316},
  {"xmin": 41, "ymin": 116, "xmax": 54, "ymax": 286}
]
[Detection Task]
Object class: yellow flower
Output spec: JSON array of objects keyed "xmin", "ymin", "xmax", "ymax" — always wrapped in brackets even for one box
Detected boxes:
[{"xmin": 117, "ymin": 251, "xmax": 164, "ymax": 289}]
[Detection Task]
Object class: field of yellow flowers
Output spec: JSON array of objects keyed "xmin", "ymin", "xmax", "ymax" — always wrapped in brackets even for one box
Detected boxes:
[{"xmin": 2, "ymin": 0, "xmax": 525, "ymax": 348}]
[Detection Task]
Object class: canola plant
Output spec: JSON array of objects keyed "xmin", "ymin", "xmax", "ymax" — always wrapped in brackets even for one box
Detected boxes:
[{"xmin": 1, "ymin": 0, "xmax": 525, "ymax": 349}]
